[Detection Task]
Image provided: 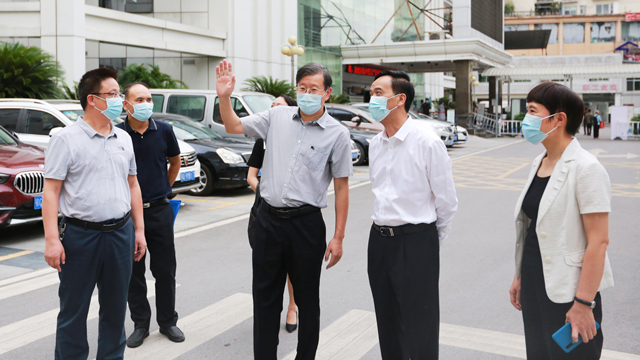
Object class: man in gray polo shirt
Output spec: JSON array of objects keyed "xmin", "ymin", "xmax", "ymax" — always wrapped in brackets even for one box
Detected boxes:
[
  {"xmin": 216, "ymin": 60, "xmax": 352, "ymax": 360},
  {"xmin": 42, "ymin": 68, "xmax": 146, "ymax": 360}
]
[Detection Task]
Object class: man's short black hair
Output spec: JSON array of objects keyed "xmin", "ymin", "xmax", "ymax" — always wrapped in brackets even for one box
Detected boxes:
[
  {"xmin": 123, "ymin": 82, "xmax": 150, "ymax": 100},
  {"xmin": 278, "ymin": 94, "xmax": 297, "ymax": 106},
  {"xmin": 374, "ymin": 70, "xmax": 414, "ymax": 112},
  {"xmin": 78, "ymin": 67, "xmax": 118, "ymax": 110},
  {"xmin": 526, "ymin": 81, "xmax": 584, "ymax": 136},
  {"xmin": 296, "ymin": 63, "xmax": 332, "ymax": 89}
]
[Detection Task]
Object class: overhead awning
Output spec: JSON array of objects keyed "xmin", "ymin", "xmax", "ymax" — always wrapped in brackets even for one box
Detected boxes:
[
  {"xmin": 505, "ymin": 30, "xmax": 551, "ymax": 50},
  {"xmin": 482, "ymin": 64, "xmax": 640, "ymax": 80}
]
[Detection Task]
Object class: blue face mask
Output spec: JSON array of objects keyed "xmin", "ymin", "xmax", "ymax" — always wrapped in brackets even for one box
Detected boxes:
[
  {"xmin": 369, "ymin": 94, "xmax": 400, "ymax": 122},
  {"xmin": 297, "ymin": 92, "xmax": 325, "ymax": 115},
  {"xmin": 522, "ymin": 113, "xmax": 558, "ymax": 145},
  {"xmin": 93, "ymin": 95, "xmax": 123, "ymax": 121},
  {"xmin": 127, "ymin": 101, "xmax": 154, "ymax": 121}
]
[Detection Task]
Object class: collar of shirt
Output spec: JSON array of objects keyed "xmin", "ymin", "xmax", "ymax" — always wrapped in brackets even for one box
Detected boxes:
[
  {"xmin": 77, "ymin": 116, "xmax": 117, "ymax": 139},
  {"xmin": 381, "ymin": 117, "xmax": 412, "ymax": 142},
  {"xmin": 292, "ymin": 107, "xmax": 329, "ymax": 129},
  {"xmin": 123, "ymin": 117, "xmax": 158, "ymax": 134}
]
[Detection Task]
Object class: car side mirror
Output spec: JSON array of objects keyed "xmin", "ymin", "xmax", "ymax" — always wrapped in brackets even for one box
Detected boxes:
[
  {"xmin": 237, "ymin": 112, "xmax": 249, "ymax": 118},
  {"xmin": 352, "ymin": 116, "xmax": 362, "ymax": 125},
  {"xmin": 49, "ymin": 127, "xmax": 63, "ymax": 137},
  {"xmin": 9, "ymin": 130, "xmax": 19, "ymax": 139}
]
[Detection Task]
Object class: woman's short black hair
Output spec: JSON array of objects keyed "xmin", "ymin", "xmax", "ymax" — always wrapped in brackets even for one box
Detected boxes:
[
  {"xmin": 374, "ymin": 70, "xmax": 414, "ymax": 112},
  {"xmin": 526, "ymin": 81, "xmax": 584, "ymax": 135},
  {"xmin": 278, "ymin": 94, "xmax": 297, "ymax": 106}
]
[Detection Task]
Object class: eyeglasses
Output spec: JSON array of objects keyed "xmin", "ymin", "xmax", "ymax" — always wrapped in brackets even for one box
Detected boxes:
[
  {"xmin": 295, "ymin": 87, "xmax": 326, "ymax": 95},
  {"xmin": 92, "ymin": 92, "xmax": 124, "ymax": 100}
]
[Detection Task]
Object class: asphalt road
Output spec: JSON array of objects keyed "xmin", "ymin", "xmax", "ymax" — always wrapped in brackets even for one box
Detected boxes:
[{"xmin": 1, "ymin": 130, "xmax": 638, "ymax": 359}]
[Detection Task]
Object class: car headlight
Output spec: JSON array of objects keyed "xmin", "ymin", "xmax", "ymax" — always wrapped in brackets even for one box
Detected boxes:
[
  {"xmin": 0, "ymin": 174, "xmax": 9, "ymax": 184},
  {"xmin": 434, "ymin": 124, "xmax": 447, "ymax": 132},
  {"xmin": 216, "ymin": 148, "xmax": 244, "ymax": 164}
]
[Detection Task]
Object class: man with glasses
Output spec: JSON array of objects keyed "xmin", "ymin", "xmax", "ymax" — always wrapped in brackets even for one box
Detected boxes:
[
  {"xmin": 43, "ymin": 68, "xmax": 146, "ymax": 360},
  {"xmin": 216, "ymin": 60, "xmax": 352, "ymax": 360}
]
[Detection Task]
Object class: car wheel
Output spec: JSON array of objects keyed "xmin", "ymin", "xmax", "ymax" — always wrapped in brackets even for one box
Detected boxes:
[
  {"xmin": 189, "ymin": 164, "xmax": 215, "ymax": 196},
  {"xmin": 353, "ymin": 142, "xmax": 366, "ymax": 166}
]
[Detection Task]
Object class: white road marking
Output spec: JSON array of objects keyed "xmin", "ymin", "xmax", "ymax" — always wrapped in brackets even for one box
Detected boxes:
[
  {"xmin": 282, "ymin": 309, "xmax": 378, "ymax": 360},
  {"xmin": 0, "ymin": 281, "xmax": 157, "ymax": 356},
  {"xmin": 123, "ymin": 293, "xmax": 253, "ymax": 360},
  {"xmin": 450, "ymin": 140, "xmax": 525, "ymax": 162},
  {"xmin": 0, "ymin": 267, "xmax": 58, "ymax": 301}
]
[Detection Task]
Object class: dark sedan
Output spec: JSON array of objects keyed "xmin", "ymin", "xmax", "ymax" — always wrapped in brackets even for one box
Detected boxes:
[
  {"xmin": 151, "ymin": 113, "xmax": 254, "ymax": 196},
  {"xmin": 0, "ymin": 125, "xmax": 46, "ymax": 227},
  {"xmin": 345, "ymin": 125, "xmax": 376, "ymax": 166}
]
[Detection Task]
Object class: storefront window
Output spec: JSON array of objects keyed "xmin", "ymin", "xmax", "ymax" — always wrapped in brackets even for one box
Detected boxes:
[
  {"xmin": 622, "ymin": 21, "xmax": 640, "ymax": 42},
  {"xmin": 563, "ymin": 23, "xmax": 585, "ymax": 44},
  {"xmin": 590, "ymin": 22, "xmax": 616, "ymax": 43},
  {"xmin": 534, "ymin": 23, "xmax": 558, "ymax": 44}
]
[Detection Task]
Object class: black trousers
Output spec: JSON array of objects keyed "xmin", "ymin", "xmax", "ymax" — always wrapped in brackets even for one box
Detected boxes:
[
  {"xmin": 128, "ymin": 203, "xmax": 178, "ymax": 330},
  {"xmin": 252, "ymin": 202, "xmax": 326, "ymax": 360},
  {"xmin": 368, "ymin": 223, "xmax": 440, "ymax": 360},
  {"xmin": 521, "ymin": 248, "xmax": 603, "ymax": 360},
  {"xmin": 593, "ymin": 124, "xmax": 600, "ymax": 138},
  {"xmin": 55, "ymin": 219, "xmax": 134, "ymax": 360},
  {"xmin": 584, "ymin": 122, "xmax": 591, "ymax": 135}
]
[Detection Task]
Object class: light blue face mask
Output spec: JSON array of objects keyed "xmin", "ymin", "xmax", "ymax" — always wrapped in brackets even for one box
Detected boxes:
[
  {"xmin": 368, "ymin": 94, "xmax": 400, "ymax": 122},
  {"xmin": 522, "ymin": 113, "xmax": 558, "ymax": 145},
  {"xmin": 127, "ymin": 101, "xmax": 154, "ymax": 121},
  {"xmin": 297, "ymin": 92, "xmax": 325, "ymax": 115},
  {"xmin": 93, "ymin": 95, "xmax": 123, "ymax": 121}
]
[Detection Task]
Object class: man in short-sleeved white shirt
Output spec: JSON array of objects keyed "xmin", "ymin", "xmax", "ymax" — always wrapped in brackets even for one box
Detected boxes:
[
  {"xmin": 42, "ymin": 68, "xmax": 146, "ymax": 360},
  {"xmin": 367, "ymin": 70, "xmax": 458, "ymax": 360}
]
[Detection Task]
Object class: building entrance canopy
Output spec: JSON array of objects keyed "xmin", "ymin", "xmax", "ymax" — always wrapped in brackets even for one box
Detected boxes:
[{"xmin": 482, "ymin": 63, "xmax": 640, "ymax": 80}]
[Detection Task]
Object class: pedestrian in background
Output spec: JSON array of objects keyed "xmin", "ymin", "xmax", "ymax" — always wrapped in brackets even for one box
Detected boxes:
[
  {"xmin": 42, "ymin": 68, "xmax": 146, "ymax": 360},
  {"xmin": 583, "ymin": 109, "xmax": 593, "ymax": 135},
  {"xmin": 117, "ymin": 82, "xmax": 185, "ymax": 348},
  {"xmin": 419, "ymin": 97, "xmax": 431, "ymax": 116},
  {"xmin": 438, "ymin": 100, "xmax": 446, "ymax": 121},
  {"xmin": 247, "ymin": 93, "xmax": 299, "ymax": 334},
  {"xmin": 510, "ymin": 81, "xmax": 613, "ymax": 359},
  {"xmin": 216, "ymin": 60, "xmax": 352, "ymax": 360},
  {"xmin": 367, "ymin": 70, "xmax": 458, "ymax": 359},
  {"xmin": 593, "ymin": 110, "xmax": 602, "ymax": 139}
]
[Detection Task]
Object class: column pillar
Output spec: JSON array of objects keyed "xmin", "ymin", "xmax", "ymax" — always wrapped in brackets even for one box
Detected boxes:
[
  {"xmin": 488, "ymin": 76, "xmax": 496, "ymax": 114},
  {"xmin": 454, "ymin": 60, "xmax": 472, "ymax": 128}
]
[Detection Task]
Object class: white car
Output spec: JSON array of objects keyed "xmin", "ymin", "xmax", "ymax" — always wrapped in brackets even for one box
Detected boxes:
[
  {"xmin": 0, "ymin": 99, "xmax": 200, "ymax": 195},
  {"xmin": 455, "ymin": 125, "xmax": 469, "ymax": 144}
]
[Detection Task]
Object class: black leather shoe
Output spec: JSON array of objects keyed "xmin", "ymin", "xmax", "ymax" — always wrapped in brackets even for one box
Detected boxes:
[
  {"xmin": 126, "ymin": 328, "xmax": 149, "ymax": 348},
  {"xmin": 160, "ymin": 326, "xmax": 185, "ymax": 342},
  {"xmin": 285, "ymin": 312, "xmax": 297, "ymax": 333}
]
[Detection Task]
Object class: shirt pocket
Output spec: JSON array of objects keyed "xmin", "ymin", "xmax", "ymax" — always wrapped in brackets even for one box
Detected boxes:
[
  {"xmin": 301, "ymin": 146, "xmax": 329, "ymax": 172},
  {"xmin": 564, "ymin": 250, "xmax": 586, "ymax": 267}
]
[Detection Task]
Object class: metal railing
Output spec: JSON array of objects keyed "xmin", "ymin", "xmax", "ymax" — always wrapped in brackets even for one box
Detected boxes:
[
  {"xmin": 500, "ymin": 120, "xmax": 523, "ymax": 137},
  {"xmin": 629, "ymin": 122, "xmax": 640, "ymax": 140},
  {"xmin": 469, "ymin": 113, "xmax": 499, "ymax": 136}
]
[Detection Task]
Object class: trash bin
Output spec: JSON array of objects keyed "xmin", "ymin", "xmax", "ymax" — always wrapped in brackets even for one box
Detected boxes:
[{"xmin": 169, "ymin": 199, "xmax": 181, "ymax": 226}]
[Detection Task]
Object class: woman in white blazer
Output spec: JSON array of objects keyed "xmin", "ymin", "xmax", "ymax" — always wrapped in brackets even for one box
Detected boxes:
[{"xmin": 509, "ymin": 82, "xmax": 613, "ymax": 359}]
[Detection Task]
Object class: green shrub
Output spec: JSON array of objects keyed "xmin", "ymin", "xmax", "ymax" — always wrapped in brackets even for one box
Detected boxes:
[
  {"xmin": 0, "ymin": 43, "xmax": 64, "ymax": 99},
  {"xmin": 242, "ymin": 75, "xmax": 295, "ymax": 98},
  {"xmin": 118, "ymin": 63, "xmax": 187, "ymax": 89},
  {"xmin": 327, "ymin": 93, "xmax": 350, "ymax": 104},
  {"xmin": 514, "ymin": 113, "xmax": 526, "ymax": 120}
]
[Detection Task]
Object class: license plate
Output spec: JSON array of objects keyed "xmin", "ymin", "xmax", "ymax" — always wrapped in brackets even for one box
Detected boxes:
[
  {"xmin": 352, "ymin": 151, "xmax": 358, "ymax": 159},
  {"xmin": 454, "ymin": 135, "xmax": 458, "ymax": 141},
  {"xmin": 180, "ymin": 171, "xmax": 195, "ymax": 182},
  {"xmin": 34, "ymin": 196, "xmax": 43, "ymax": 210}
]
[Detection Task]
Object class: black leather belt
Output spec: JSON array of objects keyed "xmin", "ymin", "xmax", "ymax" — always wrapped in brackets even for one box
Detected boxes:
[
  {"xmin": 263, "ymin": 202, "xmax": 320, "ymax": 219},
  {"xmin": 64, "ymin": 211, "xmax": 131, "ymax": 232},
  {"xmin": 373, "ymin": 223, "xmax": 432, "ymax": 237},
  {"xmin": 143, "ymin": 197, "xmax": 169, "ymax": 209}
]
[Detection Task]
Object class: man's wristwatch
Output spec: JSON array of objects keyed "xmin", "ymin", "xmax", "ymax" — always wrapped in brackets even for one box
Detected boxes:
[{"xmin": 574, "ymin": 296, "xmax": 596, "ymax": 309}]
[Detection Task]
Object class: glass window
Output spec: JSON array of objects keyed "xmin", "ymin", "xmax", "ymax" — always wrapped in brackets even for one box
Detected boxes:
[
  {"xmin": 504, "ymin": 24, "xmax": 529, "ymax": 32},
  {"xmin": 152, "ymin": 94, "xmax": 164, "ymax": 113},
  {"xmin": 595, "ymin": 3, "xmax": 611, "ymax": 15},
  {"xmin": 330, "ymin": 108, "xmax": 356, "ymax": 122},
  {"xmin": 563, "ymin": 23, "xmax": 585, "ymax": 44},
  {"xmin": 564, "ymin": 6, "xmax": 577, "ymax": 15},
  {"xmin": 24, "ymin": 110, "xmax": 65, "ymax": 135},
  {"xmin": 243, "ymin": 95, "xmax": 275, "ymax": 114},
  {"xmin": 622, "ymin": 21, "xmax": 640, "ymax": 42},
  {"xmin": 0, "ymin": 109, "xmax": 21, "ymax": 132},
  {"xmin": 100, "ymin": 0, "xmax": 152, "ymax": 13},
  {"xmin": 590, "ymin": 22, "xmax": 616, "ymax": 43},
  {"xmin": 580, "ymin": 5, "xmax": 586, "ymax": 14},
  {"xmin": 213, "ymin": 97, "xmax": 251, "ymax": 124},
  {"xmin": 0, "ymin": 127, "xmax": 17, "ymax": 145},
  {"xmin": 61, "ymin": 110, "xmax": 84, "ymax": 121},
  {"xmin": 628, "ymin": 78, "xmax": 640, "ymax": 91},
  {"xmin": 164, "ymin": 119, "xmax": 221, "ymax": 140},
  {"xmin": 99, "ymin": 58, "xmax": 126, "ymax": 73},
  {"xmin": 167, "ymin": 95, "xmax": 206, "ymax": 121},
  {"xmin": 534, "ymin": 23, "xmax": 558, "ymax": 44}
]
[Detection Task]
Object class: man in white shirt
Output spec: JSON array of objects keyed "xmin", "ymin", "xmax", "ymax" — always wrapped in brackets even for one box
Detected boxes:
[{"xmin": 367, "ymin": 70, "xmax": 458, "ymax": 359}]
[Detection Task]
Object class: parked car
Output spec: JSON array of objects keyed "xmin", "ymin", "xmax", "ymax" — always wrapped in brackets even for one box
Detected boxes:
[
  {"xmin": 455, "ymin": 125, "xmax": 469, "ymax": 144},
  {"xmin": 325, "ymin": 104, "xmax": 384, "ymax": 133},
  {"xmin": 345, "ymin": 124, "xmax": 375, "ymax": 166},
  {"xmin": 0, "ymin": 125, "xmax": 46, "ymax": 227},
  {"xmin": 350, "ymin": 102, "xmax": 456, "ymax": 147},
  {"xmin": 0, "ymin": 99, "xmax": 200, "ymax": 196},
  {"xmin": 151, "ymin": 113, "xmax": 256, "ymax": 196},
  {"xmin": 149, "ymin": 89, "xmax": 275, "ymax": 139}
]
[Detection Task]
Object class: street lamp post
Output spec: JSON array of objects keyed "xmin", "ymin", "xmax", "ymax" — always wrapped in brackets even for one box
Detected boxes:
[{"xmin": 281, "ymin": 36, "xmax": 305, "ymax": 86}]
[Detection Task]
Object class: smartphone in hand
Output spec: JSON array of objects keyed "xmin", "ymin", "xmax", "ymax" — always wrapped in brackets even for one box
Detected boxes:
[{"xmin": 552, "ymin": 321, "xmax": 601, "ymax": 353}]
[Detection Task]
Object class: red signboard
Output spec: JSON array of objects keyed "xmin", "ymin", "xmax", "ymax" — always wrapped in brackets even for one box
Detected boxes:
[
  {"xmin": 626, "ymin": 12, "xmax": 640, "ymax": 22},
  {"xmin": 346, "ymin": 65, "xmax": 383, "ymax": 77}
]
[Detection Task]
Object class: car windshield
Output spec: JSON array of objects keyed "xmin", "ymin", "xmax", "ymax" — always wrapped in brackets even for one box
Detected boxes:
[
  {"xmin": 0, "ymin": 128, "xmax": 17, "ymax": 145},
  {"xmin": 164, "ymin": 118, "xmax": 222, "ymax": 140},
  {"xmin": 171, "ymin": 127, "xmax": 198, "ymax": 141},
  {"xmin": 243, "ymin": 95, "xmax": 275, "ymax": 113},
  {"xmin": 61, "ymin": 110, "xmax": 85, "ymax": 121}
]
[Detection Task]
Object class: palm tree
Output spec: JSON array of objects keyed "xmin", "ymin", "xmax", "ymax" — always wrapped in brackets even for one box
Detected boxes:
[
  {"xmin": 118, "ymin": 63, "xmax": 187, "ymax": 89},
  {"xmin": 0, "ymin": 43, "xmax": 64, "ymax": 99},
  {"xmin": 326, "ymin": 93, "xmax": 350, "ymax": 104},
  {"xmin": 242, "ymin": 76, "xmax": 296, "ymax": 98},
  {"xmin": 61, "ymin": 82, "xmax": 79, "ymax": 100}
]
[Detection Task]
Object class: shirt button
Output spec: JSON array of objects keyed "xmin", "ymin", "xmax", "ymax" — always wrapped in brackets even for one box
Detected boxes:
[
  {"xmin": 539, "ymin": 232, "xmax": 547, "ymax": 239},
  {"xmin": 544, "ymin": 257, "xmax": 552, "ymax": 264},
  {"xmin": 293, "ymin": 155, "xmax": 296, "ymax": 158},
  {"xmin": 298, "ymin": 140, "xmax": 301, "ymax": 143},
  {"xmin": 579, "ymin": 255, "xmax": 584, "ymax": 261},
  {"xmin": 284, "ymin": 184, "xmax": 287, "ymax": 187},
  {"xmin": 288, "ymin": 169, "xmax": 291, "ymax": 172}
]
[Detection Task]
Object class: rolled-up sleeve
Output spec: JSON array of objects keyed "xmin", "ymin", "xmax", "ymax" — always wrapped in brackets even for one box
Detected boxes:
[
  {"xmin": 44, "ymin": 135, "xmax": 71, "ymax": 180},
  {"xmin": 330, "ymin": 130, "xmax": 353, "ymax": 178},
  {"xmin": 241, "ymin": 108, "xmax": 272, "ymax": 140},
  {"xmin": 576, "ymin": 161, "xmax": 611, "ymax": 214},
  {"xmin": 426, "ymin": 139, "xmax": 458, "ymax": 243}
]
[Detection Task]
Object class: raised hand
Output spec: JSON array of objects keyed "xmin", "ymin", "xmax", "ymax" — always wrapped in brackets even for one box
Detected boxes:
[{"xmin": 216, "ymin": 60, "xmax": 236, "ymax": 99}]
